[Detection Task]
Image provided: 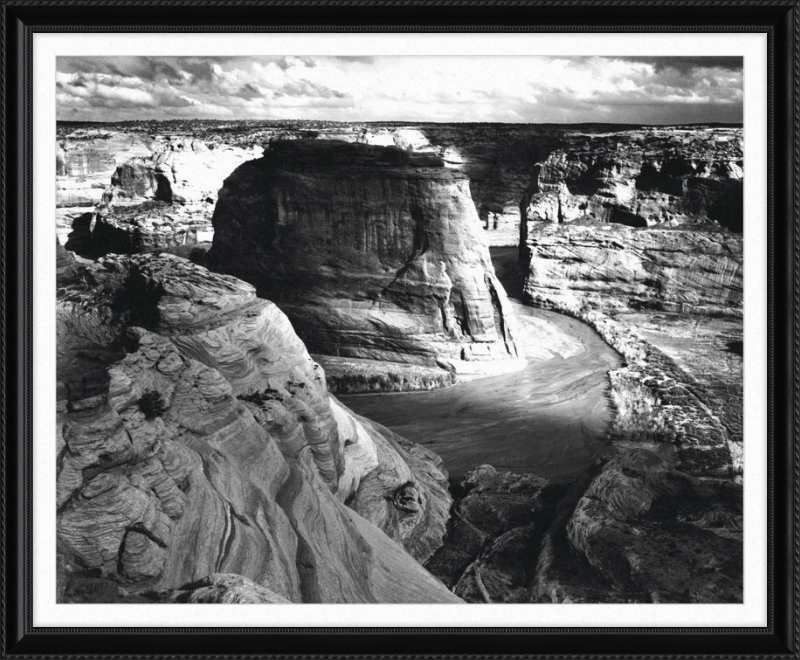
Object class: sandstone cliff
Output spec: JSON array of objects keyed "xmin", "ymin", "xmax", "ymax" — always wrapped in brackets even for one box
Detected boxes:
[
  {"xmin": 522, "ymin": 224, "xmax": 743, "ymax": 317},
  {"xmin": 78, "ymin": 139, "xmax": 262, "ymax": 256},
  {"xmin": 208, "ymin": 140, "xmax": 521, "ymax": 378},
  {"xmin": 57, "ymin": 253, "xmax": 458, "ymax": 603},
  {"xmin": 58, "ymin": 126, "xmax": 440, "ymax": 256},
  {"xmin": 57, "ymin": 129, "xmax": 154, "ymax": 244},
  {"xmin": 520, "ymin": 127, "xmax": 743, "ymax": 232}
]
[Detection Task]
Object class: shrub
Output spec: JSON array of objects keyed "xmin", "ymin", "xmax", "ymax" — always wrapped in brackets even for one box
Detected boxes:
[{"xmin": 138, "ymin": 390, "xmax": 167, "ymax": 420}]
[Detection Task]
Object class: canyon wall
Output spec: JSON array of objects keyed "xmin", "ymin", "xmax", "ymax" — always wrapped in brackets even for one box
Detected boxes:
[
  {"xmin": 57, "ymin": 253, "xmax": 458, "ymax": 603},
  {"xmin": 520, "ymin": 127, "xmax": 743, "ymax": 232},
  {"xmin": 58, "ymin": 124, "xmax": 442, "ymax": 256},
  {"xmin": 57, "ymin": 129, "xmax": 154, "ymax": 244},
  {"xmin": 58, "ymin": 122, "xmax": 744, "ymax": 252},
  {"xmin": 208, "ymin": 140, "xmax": 521, "ymax": 376},
  {"xmin": 522, "ymin": 224, "xmax": 743, "ymax": 316}
]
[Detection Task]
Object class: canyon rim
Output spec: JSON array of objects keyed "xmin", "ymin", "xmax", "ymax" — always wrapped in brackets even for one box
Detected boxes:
[{"xmin": 54, "ymin": 54, "xmax": 745, "ymax": 608}]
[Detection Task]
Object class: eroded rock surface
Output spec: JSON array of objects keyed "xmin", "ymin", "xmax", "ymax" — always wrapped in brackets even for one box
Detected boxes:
[
  {"xmin": 523, "ymin": 224, "xmax": 742, "ymax": 317},
  {"xmin": 425, "ymin": 465, "xmax": 563, "ymax": 603},
  {"xmin": 57, "ymin": 253, "xmax": 458, "ymax": 603},
  {"xmin": 427, "ymin": 451, "xmax": 742, "ymax": 604},
  {"xmin": 57, "ymin": 129, "xmax": 154, "ymax": 243},
  {"xmin": 567, "ymin": 450, "xmax": 742, "ymax": 603},
  {"xmin": 208, "ymin": 140, "xmax": 521, "ymax": 378},
  {"xmin": 520, "ymin": 127, "xmax": 743, "ymax": 231}
]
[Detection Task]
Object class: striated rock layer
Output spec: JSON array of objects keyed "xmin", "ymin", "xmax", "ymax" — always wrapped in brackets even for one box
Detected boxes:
[
  {"xmin": 522, "ymin": 224, "xmax": 743, "ymax": 317},
  {"xmin": 69, "ymin": 139, "xmax": 262, "ymax": 256},
  {"xmin": 208, "ymin": 140, "xmax": 521, "ymax": 376},
  {"xmin": 57, "ymin": 253, "xmax": 458, "ymax": 603}
]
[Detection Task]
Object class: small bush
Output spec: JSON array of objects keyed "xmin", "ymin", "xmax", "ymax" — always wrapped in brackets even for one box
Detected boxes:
[{"xmin": 138, "ymin": 390, "xmax": 167, "ymax": 420}]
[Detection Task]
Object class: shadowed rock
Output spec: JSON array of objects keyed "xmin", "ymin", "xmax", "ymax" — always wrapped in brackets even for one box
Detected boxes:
[
  {"xmin": 208, "ymin": 140, "xmax": 522, "ymax": 380},
  {"xmin": 520, "ymin": 127, "xmax": 743, "ymax": 231}
]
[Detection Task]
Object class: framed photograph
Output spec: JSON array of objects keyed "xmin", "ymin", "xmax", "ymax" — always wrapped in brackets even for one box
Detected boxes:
[{"xmin": 3, "ymin": 1, "xmax": 797, "ymax": 656}]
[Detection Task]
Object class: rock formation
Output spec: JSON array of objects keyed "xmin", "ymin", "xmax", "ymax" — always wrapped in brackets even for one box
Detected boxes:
[
  {"xmin": 57, "ymin": 123, "xmax": 436, "ymax": 254},
  {"xmin": 522, "ymin": 224, "xmax": 743, "ymax": 316},
  {"xmin": 565, "ymin": 449, "xmax": 742, "ymax": 603},
  {"xmin": 208, "ymin": 140, "xmax": 521, "ymax": 378},
  {"xmin": 57, "ymin": 252, "xmax": 458, "ymax": 603},
  {"xmin": 520, "ymin": 127, "xmax": 743, "ymax": 232},
  {"xmin": 57, "ymin": 129, "xmax": 154, "ymax": 244},
  {"xmin": 82, "ymin": 139, "xmax": 262, "ymax": 256},
  {"xmin": 57, "ymin": 122, "xmax": 744, "ymax": 251},
  {"xmin": 425, "ymin": 465, "xmax": 564, "ymax": 602},
  {"xmin": 426, "ymin": 451, "xmax": 742, "ymax": 604}
]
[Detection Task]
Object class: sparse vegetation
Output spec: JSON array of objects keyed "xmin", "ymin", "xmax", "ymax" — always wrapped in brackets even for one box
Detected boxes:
[{"xmin": 137, "ymin": 390, "xmax": 168, "ymax": 420}]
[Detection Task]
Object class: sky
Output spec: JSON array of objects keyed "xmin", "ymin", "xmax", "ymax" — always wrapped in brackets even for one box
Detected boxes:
[{"xmin": 56, "ymin": 55, "xmax": 743, "ymax": 124}]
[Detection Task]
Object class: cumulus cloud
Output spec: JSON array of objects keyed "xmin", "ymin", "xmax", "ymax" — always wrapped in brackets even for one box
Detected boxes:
[{"xmin": 56, "ymin": 55, "xmax": 743, "ymax": 123}]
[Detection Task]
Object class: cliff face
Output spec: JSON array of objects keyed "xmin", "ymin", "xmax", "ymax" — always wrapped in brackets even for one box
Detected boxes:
[
  {"xmin": 57, "ymin": 130, "xmax": 154, "ymax": 244},
  {"xmin": 57, "ymin": 253, "xmax": 457, "ymax": 603},
  {"xmin": 77, "ymin": 140, "xmax": 263, "ymax": 256},
  {"xmin": 208, "ymin": 140, "xmax": 520, "ymax": 375},
  {"xmin": 521, "ymin": 128, "xmax": 743, "ymax": 232},
  {"xmin": 522, "ymin": 224, "xmax": 743, "ymax": 317}
]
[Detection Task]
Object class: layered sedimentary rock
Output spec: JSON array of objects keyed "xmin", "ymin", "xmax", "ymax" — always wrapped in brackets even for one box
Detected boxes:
[
  {"xmin": 565, "ymin": 449, "xmax": 742, "ymax": 603},
  {"xmin": 80, "ymin": 140, "xmax": 263, "ymax": 255},
  {"xmin": 208, "ymin": 140, "xmax": 521, "ymax": 375},
  {"xmin": 521, "ymin": 127, "xmax": 743, "ymax": 232},
  {"xmin": 522, "ymin": 224, "xmax": 743, "ymax": 316},
  {"xmin": 57, "ymin": 252, "xmax": 458, "ymax": 603},
  {"xmin": 57, "ymin": 126, "xmax": 446, "ymax": 256},
  {"xmin": 57, "ymin": 129, "xmax": 154, "ymax": 243}
]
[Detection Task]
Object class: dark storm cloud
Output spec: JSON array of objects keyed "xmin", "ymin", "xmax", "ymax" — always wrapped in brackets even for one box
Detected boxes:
[
  {"xmin": 615, "ymin": 56, "xmax": 743, "ymax": 73},
  {"xmin": 180, "ymin": 60, "xmax": 217, "ymax": 84}
]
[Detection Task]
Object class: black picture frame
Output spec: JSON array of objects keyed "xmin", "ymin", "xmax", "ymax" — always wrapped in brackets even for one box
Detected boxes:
[{"xmin": 2, "ymin": 1, "xmax": 797, "ymax": 657}]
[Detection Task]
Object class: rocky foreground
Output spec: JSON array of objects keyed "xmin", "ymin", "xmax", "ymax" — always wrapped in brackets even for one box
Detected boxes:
[{"xmin": 57, "ymin": 252, "xmax": 458, "ymax": 603}]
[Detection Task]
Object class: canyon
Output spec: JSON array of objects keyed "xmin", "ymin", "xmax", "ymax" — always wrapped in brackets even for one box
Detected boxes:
[{"xmin": 56, "ymin": 120, "xmax": 744, "ymax": 604}]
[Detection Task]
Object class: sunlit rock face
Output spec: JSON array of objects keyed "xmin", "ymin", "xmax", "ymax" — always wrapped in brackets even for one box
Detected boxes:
[
  {"xmin": 208, "ymin": 140, "xmax": 521, "ymax": 376},
  {"xmin": 521, "ymin": 127, "xmax": 743, "ymax": 231},
  {"xmin": 82, "ymin": 139, "xmax": 263, "ymax": 255},
  {"xmin": 56, "ymin": 253, "xmax": 457, "ymax": 604},
  {"xmin": 522, "ymin": 224, "xmax": 743, "ymax": 317},
  {"xmin": 57, "ymin": 129, "xmax": 154, "ymax": 243}
]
